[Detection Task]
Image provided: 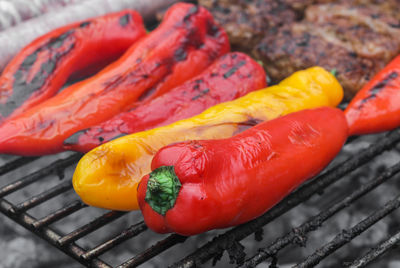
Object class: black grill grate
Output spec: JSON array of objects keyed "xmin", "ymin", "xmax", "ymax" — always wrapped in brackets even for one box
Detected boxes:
[
  {"xmin": 1, "ymin": 129, "xmax": 400, "ymax": 267},
  {"xmin": 293, "ymin": 195, "xmax": 400, "ymax": 268},
  {"xmin": 241, "ymin": 160, "xmax": 400, "ymax": 268},
  {"xmin": 348, "ymin": 229, "xmax": 400, "ymax": 268}
]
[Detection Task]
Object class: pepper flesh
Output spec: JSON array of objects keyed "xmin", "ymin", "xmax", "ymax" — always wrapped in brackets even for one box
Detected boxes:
[
  {"xmin": 64, "ymin": 52, "xmax": 266, "ymax": 152},
  {"xmin": 138, "ymin": 107, "xmax": 348, "ymax": 235},
  {"xmin": 73, "ymin": 66, "xmax": 343, "ymax": 211},
  {"xmin": 345, "ymin": 54, "xmax": 400, "ymax": 136},
  {"xmin": 0, "ymin": 3, "xmax": 229, "ymax": 156},
  {"xmin": 0, "ymin": 10, "xmax": 147, "ymax": 121}
]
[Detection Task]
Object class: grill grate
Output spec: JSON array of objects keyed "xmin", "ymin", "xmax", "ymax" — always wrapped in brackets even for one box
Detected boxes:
[
  {"xmin": 1, "ymin": 129, "xmax": 400, "ymax": 267},
  {"xmin": 293, "ymin": 195, "xmax": 400, "ymax": 268},
  {"xmin": 348, "ymin": 229, "xmax": 400, "ymax": 268},
  {"xmin": 241, "ymin": 161, "xmax": 400, "ymax": 268}
]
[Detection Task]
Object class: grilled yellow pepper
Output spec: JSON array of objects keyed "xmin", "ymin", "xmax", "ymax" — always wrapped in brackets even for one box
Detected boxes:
[{"xmin": 73, "ymin": 66, "xmax": 343, "ymax": 211}]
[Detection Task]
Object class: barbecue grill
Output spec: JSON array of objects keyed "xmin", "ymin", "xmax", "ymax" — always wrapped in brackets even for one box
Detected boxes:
[
  {"xmin": 1, "ymin": 121, "xmax": 400, "ymax": 267},
  {"xmin": 1, "ymin": 0, "xmax": 400, "ymax": 266}
]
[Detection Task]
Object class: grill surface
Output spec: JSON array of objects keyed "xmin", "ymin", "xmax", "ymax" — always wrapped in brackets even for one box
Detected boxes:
[
  {"xmin": 2, "ymin": 1, "xmax": 400, "ymax": 267},
  {"xmin": 0, "ymin": 127, "xmax": 400, "ymax": 267}
]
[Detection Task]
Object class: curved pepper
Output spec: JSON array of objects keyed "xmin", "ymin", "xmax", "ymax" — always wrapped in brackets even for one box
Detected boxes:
[
  {"xmin": 0, "ymin": 3, "xmax": 229, "ymax": 156},
  {"xmin": 138, "ymin": 107, "xmax": 348, "ymax": 235},
  {"xmin": 0, "ymin": 10, "xmax": 146, "ymax": 121},
  {"xmin": 64, "ymin": 52, "xmax": 266, "ymax": 152},
  {"xmin": 72, "ymin": 66, "xmax": 342, "ymax": 211},
  {"xmin": 344, "ymin": 54, "xmax": 400, "ymax": 136}
]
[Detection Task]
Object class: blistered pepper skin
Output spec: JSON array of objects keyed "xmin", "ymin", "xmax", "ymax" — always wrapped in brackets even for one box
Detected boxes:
[
  {"xmin": 64, "ymin": 52, "xmax": 266, "ymax": 152},
  {"xmin": 345, "ymin": 55, "xmax": 400, "ymax": 135},
  {"xmin": 0, "ymin": 3, "xmax": 229, "ymax": 156},
  {"xmin": 138, "ymin": 107, "xmax": 348, "ymax": 235},
  {"xmin": 0, "ymin": 10, "xmax": 146, "ymax": 121},
  {"xmin": 72, "ymin": 66, "xmax": 342, "ymax": 211}
]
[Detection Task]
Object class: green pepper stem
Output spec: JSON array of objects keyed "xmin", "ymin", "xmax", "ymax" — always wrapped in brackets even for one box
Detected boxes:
[
  {"xmin": 145, "ymin": 166, "xmax": 182, "ymax": 216},
  {"xmin": 147, "ymin": 177, "xmax": 161, "ymax": 193}
]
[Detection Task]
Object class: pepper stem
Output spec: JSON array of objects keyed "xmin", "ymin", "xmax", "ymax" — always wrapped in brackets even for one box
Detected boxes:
[{"xmin": 145, "ymin": 166, "xmax": 182, "ymax": 215}]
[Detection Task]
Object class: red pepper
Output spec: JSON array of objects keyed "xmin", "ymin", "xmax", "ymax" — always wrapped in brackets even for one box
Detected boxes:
[
  {"xmin": 0, "ymin": 3, "xmax": 229, "ymax": 156},
  {"xmin": 64, "ymin": 52, "xmax": 266, "ymax": 153},
  {"xmin": 138, "ymin": 107, "xmax": 348, "ymax": 236},
  {"xmin": 344, "ymin": 54, "xmax": 400, "ymax": 136},
  {"xmin": 0, "ymin": 10, "xmax": 146, "ymax": 121}
]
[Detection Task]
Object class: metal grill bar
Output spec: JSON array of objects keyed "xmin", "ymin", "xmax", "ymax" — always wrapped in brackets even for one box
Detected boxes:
[
  {"xmin": 81, "ymin": 221, "xmax": 148, "ymax": 261},
  {"xmin": 348, "ymin": 230, "xmax": 400, "ymax": 268},
  {"xmin": 241, "ymin": 161, "xmax": 400, "ymax": 267},
  {"xmin": 293, "ymin": 195, "xmax": 400, "ymax": 268},
  {"xmin": 32, "ymin": 200, "xmax": 87, "ymax": 229},
  {"xmin": 57, "ymin": 211, "xmax": 126, "ymax": 246},
  {"xmin": 0, "ymin": 153, "xmax": 80, "ymax": 198},
  {"xmin": 12, "ymin": 180, "xmax": 73, "ymax": 213},
  {"xmin": 0, "ymin": 156, "xmax": 38, "ymax": 176},
  {"xmin": 172, "ymin": 130, "xmax": 400, "ymax": 268},
  {"xmin": 0, "ymin": 197, "xmax": 111, "ymax": 267},
  {"xmin": 118, "ymin": 234, "xmax": 187, "ymax": 268}
]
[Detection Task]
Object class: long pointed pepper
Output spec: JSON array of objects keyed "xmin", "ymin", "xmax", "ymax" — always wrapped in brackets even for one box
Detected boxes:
[
  {"xmin": 0, "ymin": 10, "xmax": 147, "ymax": 121},
  {"xmin": 138, "ymin": 107, "xmax": 348, "ymax": 236}
]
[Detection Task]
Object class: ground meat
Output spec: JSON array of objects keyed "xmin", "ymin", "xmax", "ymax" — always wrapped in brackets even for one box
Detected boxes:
[
  {"xmin": 253, "ymin": 2, "xmax": 400, "ymax": 98},
  {"xmin": 198, "ymin": 0, "xmax": 305, "ymax": 53},
  {"xmin": 254, "ymin": 23, "xmax": 386, "ymax": 98},
  {"xmin": 201, "ymin": 0, "xmax": 400, "ymax": 98}
]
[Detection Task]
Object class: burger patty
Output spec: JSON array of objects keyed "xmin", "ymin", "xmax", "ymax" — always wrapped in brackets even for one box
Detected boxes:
[
  {"xmin": 198, "ymin": 0, "xmax": 309, "ymax": 53},
  {"xmin": 200, "ymin": 0, "xmax": 400, "ymax": 98},
  {"xmin": 255, "ymin": 3, "xmax": 400, "ymax": 98}
]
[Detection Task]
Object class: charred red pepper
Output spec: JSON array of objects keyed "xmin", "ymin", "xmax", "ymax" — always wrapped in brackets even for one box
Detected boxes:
[
  {"xmin": 0, "ymin": 10, "xmax": 146, "ymax": 121},
  {"xmin": 138, "ymin": 107, "xmax": 348, "ymax": 235},
  {"xmin": 64, "ymin": 52, "xmax": 266, "ymax": 152},
  {"xmin": 0, "ymin": 3, "xmax": 229, "ymax": 156},
  {"xmin": 345, "ymin": 54, "xmax": 400, "ymax": 135}
]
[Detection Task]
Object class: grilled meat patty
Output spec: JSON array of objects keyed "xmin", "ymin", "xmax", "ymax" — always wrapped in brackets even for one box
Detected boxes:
[
  {"xmin": 198, "ymin": 0, "xmax": 308, "ymax": 53},
  {"xmin": 201, "ymin": 0, "xmax": 400, "ymax": 98},
  {"xmin": 255, "ymin": 3, "xmax": 400, "ymax": 98},
  {"xmin": 254, "ymin": 23, "xmax": 386, "ymax": 99},
  {"xmin": 198, "ymin": 0, "xmax": 337, "ymax": 52}
]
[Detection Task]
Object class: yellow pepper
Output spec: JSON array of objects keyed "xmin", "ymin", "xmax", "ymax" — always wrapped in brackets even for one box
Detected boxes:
[{"xmin": 73, "ymin": 66, "xmax": 343, "ymax": 211}]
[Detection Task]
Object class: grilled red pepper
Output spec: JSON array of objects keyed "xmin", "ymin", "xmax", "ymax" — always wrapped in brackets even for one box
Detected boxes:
[
  {"xmin": 0, "ymin": 10, "xmax": 146, "ymax": 121},
  {"xmin": 345, "ymin": 54, "xmax": 400, "ymax": 135},
  {"xmin": 0, "ymin": 3, "xmax": 229, "ymax": 156},
  {"xmin": 138, "ymin": 107, "xmax": 348, "ymax": 235},
  {"xmin": 64, "ymin": 52, "xmax": 266, "ymax": 152}
]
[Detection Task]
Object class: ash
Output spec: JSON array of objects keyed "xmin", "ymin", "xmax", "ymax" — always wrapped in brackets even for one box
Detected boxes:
[{"xmin": 1, "ymin": 133, "xmax": 400, "ymax": 268}]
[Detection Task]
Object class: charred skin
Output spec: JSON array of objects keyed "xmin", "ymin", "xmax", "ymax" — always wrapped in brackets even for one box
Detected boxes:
[
  {"xmin": 133, "ymin": 5, "xmax": 230, "ymax": 104},
  {"xmin": 345, "ymin": 54, "xmax": 400, "ymax": 135},
  {"xmin": 0, "ymin": 3, "xmax": 230, "ymax": 156},
  {"xmin": 0, "ymin": 10, "xmax": 146, "ymax": 121},
  {"xmin": 358, "ymin": 71, "xmax": 398, "ymax": 105},
  {"xmin": 64, "ymin": 52, "xmax": 264, "ymax": 153}
]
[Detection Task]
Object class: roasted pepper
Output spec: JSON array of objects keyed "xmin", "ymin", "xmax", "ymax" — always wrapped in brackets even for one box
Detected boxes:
[
  {"xmin": 64, "ymin": 52, "xmax": 266, "ymax": 152},
  {"xmin": 0, "ymin": 10, "xmax": 146, "ymax": 121},
  {"xmin": 0, "ymin": 3, "xmax": 229, "ymax": 156},
  {"xmin": 345, "ymin": 54, "xmax": 400, "ymax": 135},
  {"xmin": 138, "ymin": 107, "xmax": 348, "ymax": 235},
  {"xmin": 73, "ymin": 66, "xmax": 343, "ymax": 211}
]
